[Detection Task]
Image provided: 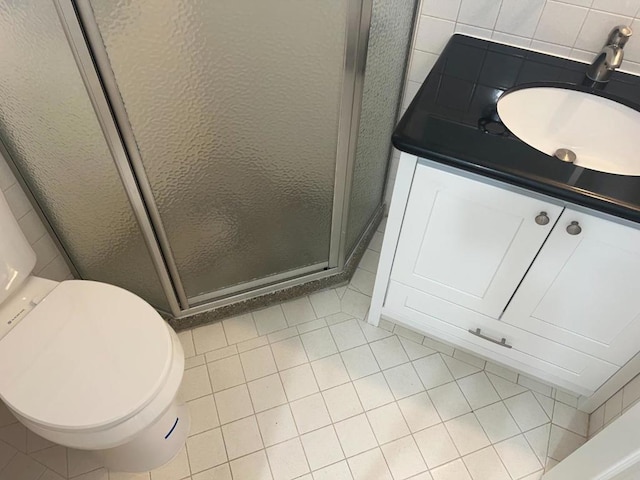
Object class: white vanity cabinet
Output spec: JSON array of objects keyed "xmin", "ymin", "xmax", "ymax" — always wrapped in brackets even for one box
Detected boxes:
[
  {"xmin": 370, "ymin": 154, "xmax": 640, "ymax": 395},
  {"xmin": 390, "ymin": 162, "xmax": 563, "ymax": 319}
]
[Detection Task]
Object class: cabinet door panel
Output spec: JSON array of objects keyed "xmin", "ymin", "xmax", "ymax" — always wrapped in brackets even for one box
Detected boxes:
[
  {"xmin": 391, "ymin": 164, "xmax": 563, "ymax": 318},
  {"xmin": 502, "ymin": 209, "xmax": 640, "ymax": 366}
]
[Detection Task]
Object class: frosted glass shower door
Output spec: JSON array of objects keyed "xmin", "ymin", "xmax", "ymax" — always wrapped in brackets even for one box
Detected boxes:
[
  {"xmin": 87, "ymin": 0, "xmax": 349, "ymax": 302},
  {"xmin": 0, "ymin": 0, "xmax": 170, "ymax": 310}
]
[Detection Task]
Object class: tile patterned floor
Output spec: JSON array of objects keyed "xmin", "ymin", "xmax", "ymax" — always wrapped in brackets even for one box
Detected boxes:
[{"xmin": 0, "ymin": 220, "xmax": 590, "ymax": 480}]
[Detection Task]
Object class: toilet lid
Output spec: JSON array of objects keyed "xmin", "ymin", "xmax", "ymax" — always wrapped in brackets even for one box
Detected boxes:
[{"xmin": 0, "ymin": 280, "xmax": 173, "ymax": 431}]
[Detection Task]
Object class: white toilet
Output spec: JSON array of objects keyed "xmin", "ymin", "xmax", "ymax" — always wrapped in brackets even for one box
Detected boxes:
[{"xmin": 0, "ymin": 190, "xmax": 190, "ymax": 472}]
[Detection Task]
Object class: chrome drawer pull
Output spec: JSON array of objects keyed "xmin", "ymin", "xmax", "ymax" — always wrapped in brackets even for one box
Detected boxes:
[{"xmin": 468, "ymin": 328, "xmax": 513, "ymax": 349}]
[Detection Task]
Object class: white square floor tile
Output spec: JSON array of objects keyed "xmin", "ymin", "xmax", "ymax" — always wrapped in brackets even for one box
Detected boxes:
[
  {"xmin": 341, "ymin": 345, "xmax": 380, "ymax": 380},
  {"xmin": 221, "ymin": 415, "xmax": 263, "ymax": 460},
  {"xmin": 428, "ymin": 382, "xmax": 471, "ymax": 422},
  {"xmin": 384, "ymin": 363, "xmax": 424, "ymax": 400},
  {"xmin": 280, "ymin": 364, "xmax": 319, "ymax": 401},
  {"xmin": 430, "ymin": 458, "xmax": 472, "ymax": 480},
  {"xmin": 397, "ymin": 392, "xmax": 441, "ymax": 433},
  {"xmin": 504, "ymin": 392, "xmax": 549, "ymax": 431},
  {"xmin": 177, "ymin": 330, "xmax": 195, "ymax": 358},
  {"xmin": 366, "ymin": 403, "xmax": 410, "ymax": 445},
  {"xmin": 462, "ymin": 446, "xmax": 510, "ymax": 480},
  {"xmin": 348, "ymin": 448, "xmax": 392, "ymax": 480},
  {"xmin": 334, "ymin": 413, "xmax": 378, "ymax": 458},
  {"xmin": 215, "ymin": 384, "xmax": 254, "ymax": 424},
  {"xmin": 353, "ymin": 373, "xmax": 394, "ymax": 411},
  {"xmin": 186, "ymin": 428, "xmax": 227, "ymax": 474},
  {"xmin": 240, "ymin": 345, "xmax": 278, "ymax": 381},
  {"xmin": 180, "ymin": 365, "xmax": 212, "ymax": 402},
  {"xmin": 308, "ymin": 289, "xmax": 341, "ymax": 318},
  {"xmin": 150, "ymin": 446, "xmax": 190, "ymax": 480},
  {"xmin": 412, "ymin": 355, "xmax": 454, "ymax": 390},
  {"xmin": 370, "ymin": 336, "xmax": 409, "ymax": 370},
  {"xmin": 552, "ymin": 401, "xmax": 588, "ymax": 437},
  {"xmin": 323, "ymin": 383, "xmax": 364, "ymax": 423},
  {"xmin": 487, "ymin": 373, "xmax": 528, "ymax": 400},
  {"xmin": 358, "ymin": 319, "xmax": 393, "ymax": 343},
  {"xmin": 474, "ymin": 402, "xmax": 520, "ymax": 444},
  {"xmin": 297, "ymin": 318, "xmax": 327, "ymax": 334},
  {"xmin": 547, "ymin": 425, "xmax": 586, "ymax": 462},
  {"xmin": 290, "ymin": 393, "xmax": 332, "ymax": 434},
  {"xmin": 266, "ymin": 437, "xmax": 310, "ymax": 480},
  {"xmin": 0, "ymin": 452, "xmax": 45, "ymax": 480},
  {"xmin": 442, "ymin": 355, "xmax": 481, "ymax": 380},
  {"xmin": 312, "ymin": 460, "xmax": 353, "ymax": 480},
  {"xmin": 311, "ymin": 354, "xmax": 350, "ymax": 390},
  {"xmin": 414, "ymin": 423, "xmax": 460, "ymax": 469},
  {"xmin": 399, "ymin": 336, "xmax": 435, "ymax": 361},
  {"xmin": 248, "ymin": 374, "xmax": 288, "ymax": 413},
  {"xmin": 494, "ymin": 434, "xmax": 543, "ymax": 479},
  {"xmin": 223, "ymin": 313, "xmax": 257, "ymax": 345},
  {"xmin": 256, "ymin": 405, "xmax": 298, "ymax": 447},
  {"xmin": 381, "ymin": 435, "xmax": 427, "ymax": 479},
  {"xmin": 524, "ymin": 424, "xmax": 550, "ymax": 464},
  {"xmin": 350, "ymin": 268, "xmax": 375, "ymax": 296},
  {"xmin": 532, "ymin": 393, "xmax": 553, "ymax": 420},
  {"xmin": 300, "ymin": 328, "xmax": 338, "ymax": 361},
  {"xmin": 301, "ymin": 425, "xmax": 344, "ymax": 470},
  {"xmin": 330, "ymin": 319, "xmax": 367, "ymax": 351},
  {"xmin": 445, "ymin": 413, "xmax": 490, "ymax": 456},
  {"xmin": 230, "ymin": 450, "xmax": 273, "ymax": 480},
  {"xmin": 208, "ymin": 355, "xmax": 245, "ymax": 392},
  {"xmin": 456, "ymin": 372, "xmax": 500, "ymax": 410},
  {"xmin": 192, "ymin": 322, "xmax": 227, "ymax": 355},
  {"xmin": 187, "ymin": 395, "xmax": 220, "ymax": 435},
  {"xmin": 281, "ymin": 297, "xmax": 316, "ymax": 326},
  {"xmin": 340, "ymin": 288, "xmax": 371, "ymax": 320},
  {"xmin": 271, "ymin": 337, "xmax": 309, "ymax": 370},
  {"xmin": 253, "ymin": 305, "xmax": 288, "ymax": 336}
]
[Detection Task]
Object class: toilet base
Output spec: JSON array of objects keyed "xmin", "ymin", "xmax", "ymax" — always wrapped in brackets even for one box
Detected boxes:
[{"xmin": 95, "ymin": 400, "xmax": 191, "ymax": 473}]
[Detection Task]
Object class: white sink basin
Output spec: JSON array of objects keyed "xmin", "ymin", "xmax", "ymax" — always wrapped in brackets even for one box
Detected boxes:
[{"xmin": 497, "ymin": 86, "xmax": 640, "ymax": 176}]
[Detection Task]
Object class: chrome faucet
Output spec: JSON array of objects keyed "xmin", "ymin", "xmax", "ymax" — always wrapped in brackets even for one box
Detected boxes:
[{"xmin": 586, "ymin": 25, "xmax": 632, "ymax": 83}]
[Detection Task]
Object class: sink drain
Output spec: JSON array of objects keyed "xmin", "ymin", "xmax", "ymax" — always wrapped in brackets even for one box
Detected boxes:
[{"xmin": 554, "ymin": 148, "xmax": 577, "ymax": 163}]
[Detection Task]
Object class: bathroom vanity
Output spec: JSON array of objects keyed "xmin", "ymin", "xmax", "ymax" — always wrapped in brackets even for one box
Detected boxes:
[{"xmin": 369, "ymin": 35, "xmax": 640, "ymax": 397}]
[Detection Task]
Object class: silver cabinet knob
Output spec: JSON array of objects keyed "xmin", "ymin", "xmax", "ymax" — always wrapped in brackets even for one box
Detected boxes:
[
  {"xmin": 535, "ymin": 212, "xmax": 550, "ymax": 225},
  {"xmin": 566, "ymin": 221, "xmax": 582, "ymax": 235}
]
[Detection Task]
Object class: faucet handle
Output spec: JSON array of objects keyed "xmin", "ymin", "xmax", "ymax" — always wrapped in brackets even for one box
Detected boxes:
[{"xmin": 608, "ymin": 25, "xmax": 632, "ymax": 47}]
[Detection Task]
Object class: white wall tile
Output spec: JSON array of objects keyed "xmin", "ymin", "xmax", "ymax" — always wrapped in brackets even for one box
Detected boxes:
[
  {"xmin": 458, "ymin": 0, "xmax": 503, "ymax": 29},
  {"xmin": 421, "ymin": 0, "xmax": 461, "ymax": 20},
  {"xmin": 496, "ymin": 0, "xmax": 546, "ymax": 36},
  {"xmin": 415, "ymin": 16, "xmax": 456, "ymax": 54},
  {"xmin": 574, "ymin": 10, "xmax": 632, "ymax": 52},
  {"xmin": 591, "ymin": 0, "xmax": 640, "ymax": 16},
  {"xmin": 534, "ymin": 1, "xmax": 589, "ymax": 45}
]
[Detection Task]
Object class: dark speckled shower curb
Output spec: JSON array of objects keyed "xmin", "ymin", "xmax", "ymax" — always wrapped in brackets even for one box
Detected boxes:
[{"xmin": 166, "ymin": 206, "xmax": 385, "ymax": 331}]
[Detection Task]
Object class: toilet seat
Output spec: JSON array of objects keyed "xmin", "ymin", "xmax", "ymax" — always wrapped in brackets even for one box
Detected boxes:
[{"xmin": 0, "ymin": 280, "xmax": 173, "ymax": 433}]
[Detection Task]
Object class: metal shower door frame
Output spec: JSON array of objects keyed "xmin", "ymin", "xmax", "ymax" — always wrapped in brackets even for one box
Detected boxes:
[{"xmin": 53, "ymin": 0, "xmax": 373, "ymax": 317}]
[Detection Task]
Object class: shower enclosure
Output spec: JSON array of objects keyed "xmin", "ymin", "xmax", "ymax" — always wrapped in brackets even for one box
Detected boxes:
[{"xmin": 0, "ymin": 0, "xmax": 416, "ymax": 319}]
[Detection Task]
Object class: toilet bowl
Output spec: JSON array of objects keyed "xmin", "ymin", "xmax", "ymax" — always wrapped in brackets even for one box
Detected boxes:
[{"xmin": 0, "ymin": 191, "xmax": 189, "ymax": 472}]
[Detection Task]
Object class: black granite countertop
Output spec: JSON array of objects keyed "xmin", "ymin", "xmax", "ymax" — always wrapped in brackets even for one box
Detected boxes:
[{"xmin": 393, "ymin": 34, "xmax": 640, "ymax": 224}]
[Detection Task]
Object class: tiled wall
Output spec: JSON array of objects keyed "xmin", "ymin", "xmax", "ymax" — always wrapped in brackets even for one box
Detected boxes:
[
  {"xmin": 385, "ymin": 0, "xmax": 640, "ymax": 205},
  {"xmin": 0, "ymin": 152, "xmax": 72, "ymax": 282},
  {"xmin": 588, "ymin": 373, "xmax": 640, "ymax": 438}
]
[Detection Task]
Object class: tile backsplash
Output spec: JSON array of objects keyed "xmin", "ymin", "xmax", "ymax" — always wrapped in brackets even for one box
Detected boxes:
[
  {"xmin": 0, "ymin": 153, "xmax": 72, "ymax": 282},
  {"xmin": 384, "ymin": 0, "xmax": 640, "ymax": 206}
]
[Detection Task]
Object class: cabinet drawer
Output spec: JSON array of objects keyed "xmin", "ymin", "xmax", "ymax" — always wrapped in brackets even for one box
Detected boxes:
[{"xmin": 385, "ymin": 281, "xmax": 617, "ymax": 395}]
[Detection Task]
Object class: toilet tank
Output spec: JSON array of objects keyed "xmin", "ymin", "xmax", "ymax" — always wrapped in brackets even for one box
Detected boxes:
[{"xmin": 0, "ymin": 188, "xmax": 36, "ymax": 304}]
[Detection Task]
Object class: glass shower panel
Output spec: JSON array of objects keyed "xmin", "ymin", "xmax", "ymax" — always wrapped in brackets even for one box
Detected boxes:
[
  {"xmin": 0, "ymin": 1, "xmax": 169, "ymax": 309},
  {"xmin": 346, "ymin": 0, "xmax": 417, "ymax": 254},
  {"xmin": 89, "ymin": 0, "xmax": 348, "ymax": 300}
]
